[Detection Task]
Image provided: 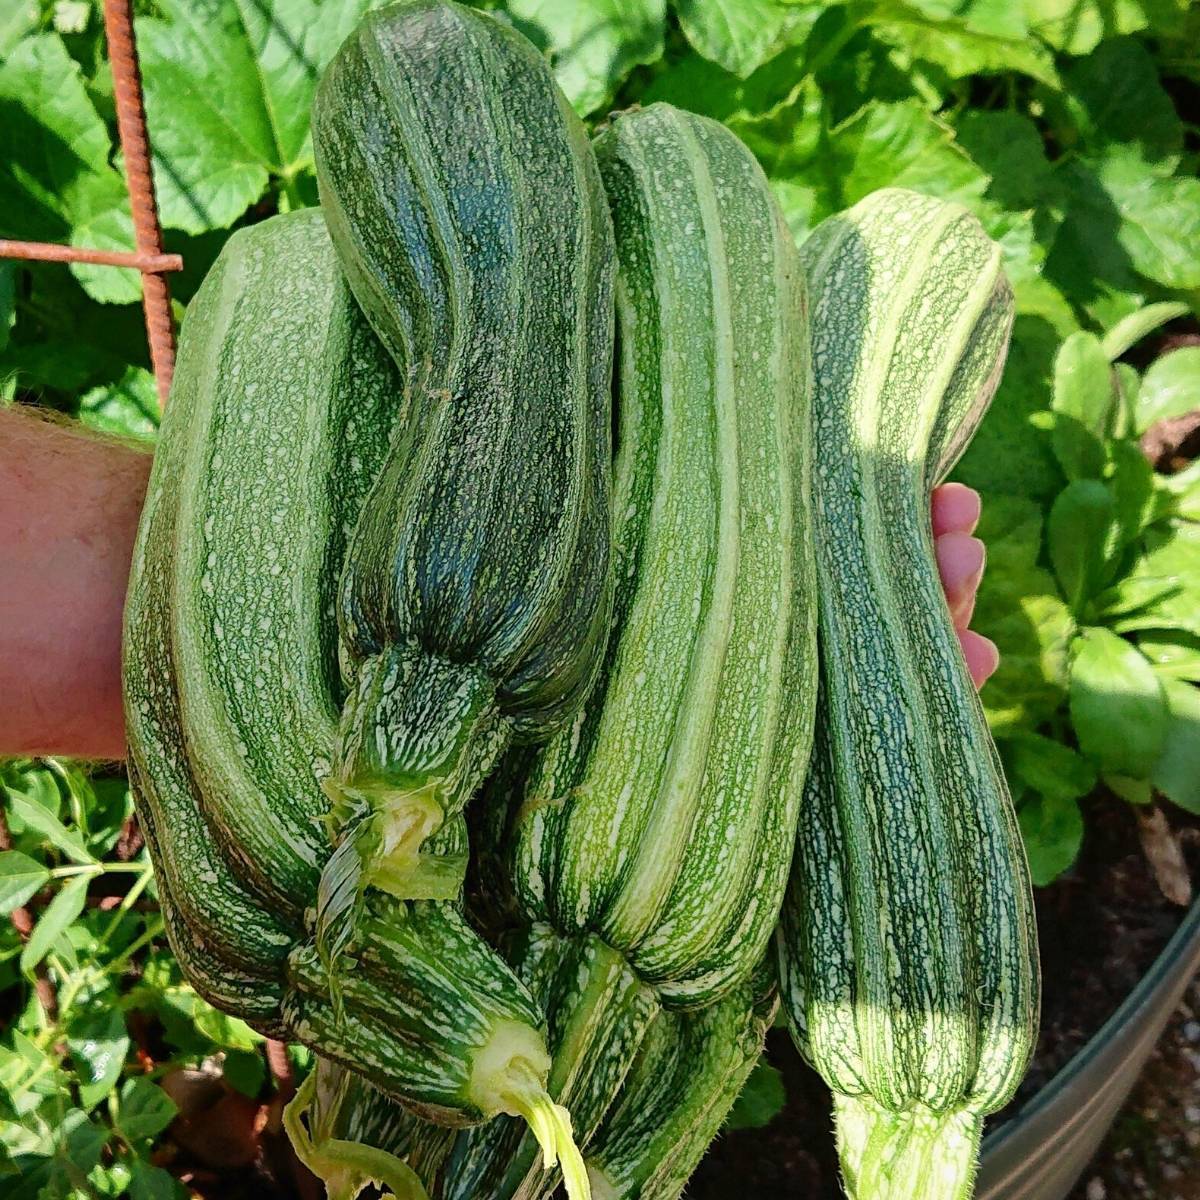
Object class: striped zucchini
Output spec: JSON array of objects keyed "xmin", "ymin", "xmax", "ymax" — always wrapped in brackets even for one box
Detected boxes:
[
  {"xmin": 311, "ymin": 0, "xmax": 615, "ymax": 925},
  {"xmin": 451, "ymin": 103, "xmax": 815, "ymax": 1200},
  {"xmin": 124, "ymin": 212, "xmax": 590, "ymax": 1198},
  {"xmin": 775, "ymin": 189, "xmax": 1039, "ymax": 1200},
  {"xmin": 514, "ymin": 102, "xmax": 815, "ymax": 1006},
  {"xmin": 584, "ymin": 966, "xmax": 775, "ymax": 1200}
]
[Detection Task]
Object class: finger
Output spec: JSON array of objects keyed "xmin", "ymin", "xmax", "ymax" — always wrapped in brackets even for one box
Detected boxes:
[
  {"xmin": 931, "ymin": 482, "xmax": 981, "ymax": 538},
  {"xmin": 936, "ymin": 532, "xmax": 986, "ymax": 628},
  {"xmin": 959, "ymin": 629, "xmax": 999, "ymax": 690}
]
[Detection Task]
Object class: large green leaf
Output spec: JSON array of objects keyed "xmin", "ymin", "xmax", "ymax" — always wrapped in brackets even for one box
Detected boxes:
[
  {"xmin": 508, "ymin": 0, "xmax": 665, "ymax": 115},
  {"xmin": 137, "ymin": 0, "xmax": 383, "ymax": 235},
  {"xmin": 1100, "ymin": 302, "xmax": 1190, "ymax": 361},
  {"xmin": 1018, "ymin": 791, "xmax": 1084, "ymax": 885},
  {"xmin": 973, "ymin": 495, "xmax": 1075, "ymax": 734},
  {"xmin": 1058, "ymin": 38, "xmax": 1182, "ymax": 163},
  {"xmin": 1027, "ymin": 0, "xmax": 1188, "ymax": 56},
  {"xmin": 1092, "ymin": 150, "xmax": 1200, "ymax": 292},
  {"xmin": 0, "ymin": 34, "xmax": 140, "ymax": 304},
  {"xmin": 1109, "ymin": 522, "xmax": 1200, "ymax": 638},
  {"xmin": 1047, "ymin": 480, "xmax": 1115, "ymax": 610},
  {"xmin": 867, "ymin": 0, "xmax": 1058, "ymax": 85},
  {"xmin": 68, "ymin": 1007, "xmax": 130, "ymax": 1112},
  {"xmin": 1069, "ymin": 626, "xmax": 1167, "ymax": 778},
  {"xmin": 674, "ymin": 0, "xmax": 808, "ymax": 77}
]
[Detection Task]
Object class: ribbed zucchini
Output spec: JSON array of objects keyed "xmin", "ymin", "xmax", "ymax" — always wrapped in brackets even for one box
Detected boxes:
[
  {"xmin": 124, "ymin": 211, "xmax": 590, "ymax": 1198},
  {"xmin": 584, "ymin": 967, "xmax": 774, "ymax": 1200},
  {"xmin": 311, "ymin": 0, "xmax": 615, "ymax": 924},
  {"xmin": 514, "ymin": 101, "xmax": 815, "ymax": 1006},
  {"xmin": 775, "ymin": 188, "xmax": 1039, "ymax": 1200},
  {"xmin": 449, "ymin": 102, "xmax": 815, "ymax": 1200}
]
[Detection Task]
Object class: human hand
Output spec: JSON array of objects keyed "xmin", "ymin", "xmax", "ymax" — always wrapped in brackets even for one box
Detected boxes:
[
  {"xmin": 0, "ymin": 421, "xmax": 998, "ymax": 760},
  {"xmin": 932, "ymin": 481, "xmax": 998, "ymax": 690}
]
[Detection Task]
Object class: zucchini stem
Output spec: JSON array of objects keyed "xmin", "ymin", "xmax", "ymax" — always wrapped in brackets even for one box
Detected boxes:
[
  {"xmin": 834, "ymin": 1094, "xmax": 983, "ymax": 1200},
  {"xmin": 497, "ymin": 1059, "xmax": 591, "ymax": 1200},
  {"xmin": 284, "ymin": 1071, "xmax": 432, "ymax": 1200}
]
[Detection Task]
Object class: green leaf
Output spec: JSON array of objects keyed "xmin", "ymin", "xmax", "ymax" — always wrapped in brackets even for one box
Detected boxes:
[
  {"xmin": 222, "ymin": 1047, "xmax": 267, "ymax": 1098},
  {"xmin": 1044, "ymin": 159, "xmax": 1150, "ymax": 330},
  {"xmin": 0, "ymin": 1, "xmax": 39, "ymax": 56},
  {"xmin": 137, "ymin": 0, "xmax": 382, "ymax": 235},
  {"xmin": 1105, "ymin": 773, "xmax": 1153, "ymax": 804},
  {"xmin": 128, "ymin": 1159, "xmax": 185, "ymax": 1200},
  {"xmin": 674, "ymin": 0, "xmax": 805, "ymax": 77},
  {"xmin": 20, "ymin": 873, "xmax": 90, "ymax": 974},
  {"xmin": 0, "ymin": 34, "xmax": 138, "ymax": 304},
  {"xmin": 116, "ymin": 1077, "xmax": 178, "ymax": 1143},
  {"xmin": 1108, "ymin": 438, "xmax": 1157, "ymax": 549},
  {"xmin": 1006, "ymin": 730, "xmax": 1097, "ymax": 804},
  {"xmin": 868, "ymin": 1, "xmax": 1058, "ymax": 86},
  {"xmin": 1069, "ymin": 626, "xmax": 1167, "ymax": 778},
  {"xmin": 68, "ymin": 1008, "xmax": 130, "ymax": 1112},
  {"xmin": 1059, "ymin": 38, "xmax": 1182, "ymax": 163},
  {"xmin": 1050, "ymin": 331, "xmax": 1114, "ymax": 480},
  {"xmin": 1047, "ymin": 480, "xmax": 1115, "ymax": 611},
  {"xmin": 1028, "ymin": 0, "xmax": 1186, "ymax": 56},
  {"xmin": 6, "ymin": 791, "xmax": 94, "ymax": 865},
  {"xmin": 1153, "ymin": 677, "xmax": 1200, "ymax": 814},
  {"xmin": 0, "ymin": 851, "xmax": 51, "ymax": 916},
  {"xmin": 1111, "ymin": 522, "xmax": 1200, "ymax": 637},
  {"xmin": 192, "ymin": 999, "xmax": 262, "ymax": 1051},
  {"xmin": 1135, "ymin": 347, "xmax": 1200, "ymax": 434},
  {"xmin": 1093, "ymin": 150, "xmax": 1200, "ymax": 292},
  {"xmin": 725, "ymin": 1058, "xmax": 786, "ymax": 1130},
  {"xmin": 1101, "ymin": 302, "xmax": 1190, "ymax": 361},
  {"xmin": 973, "ymin": 496, "xmax": 1075, "ymax": 735},
  {"xmin": 79, "ymin": 367, "xmax": 160, "ymax": 441},
  {"xmin": 954, "ymin": 111, "xmax": 1053, "ymax": 213},
  {"xmin": 1018, "ymin": 791, "xmax": 1084, "ymax": 886},
  {"xmin": 508, "ymin": 0, "xmax": 665, "ymax": 115}
]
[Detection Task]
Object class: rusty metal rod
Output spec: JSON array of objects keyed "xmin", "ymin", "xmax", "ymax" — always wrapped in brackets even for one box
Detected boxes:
[
  {"xmin": 103, "ymin": 0, "xmax": 177, "ymax": 408},
  {"xmin": 0, "ymin": 239, "xmax": 183, "ymax": 273}
]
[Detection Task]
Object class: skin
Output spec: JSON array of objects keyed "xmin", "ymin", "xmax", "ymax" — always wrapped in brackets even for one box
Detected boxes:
[{"xmin": 0, "ymin": 408, "xmax": 997, "ymax": 760}]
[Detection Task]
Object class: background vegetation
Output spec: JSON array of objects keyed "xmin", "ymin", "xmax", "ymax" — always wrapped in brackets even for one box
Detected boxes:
[{"xmin": 2, "ymin": 0, "xmax": 1199, "ymax": 1192}]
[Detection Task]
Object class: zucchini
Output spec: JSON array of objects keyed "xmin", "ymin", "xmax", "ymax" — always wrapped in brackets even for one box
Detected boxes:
[
  {"xmin": 124, "ymin": 211, "xmax": 590, "ymax": 1197},
  {"xmin": 311, "ymin": 0, "xmax": 615, "ymax": 914},
  {"xmin": 584, "ymin": 967, "xmax": 774, "ymax": 1200},
  {"xmin": 513, "ymin": 102, "xmax": 815, "ymax": 1008},
  {"xmin": 775, "ymin": 188, "xmax": 1039, "ymax": 1200}
]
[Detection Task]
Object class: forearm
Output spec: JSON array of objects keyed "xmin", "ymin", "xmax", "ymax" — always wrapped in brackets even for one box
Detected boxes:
[{"xmin": 0, "ymin": 406, "xmax": 151, "ymax": 760}]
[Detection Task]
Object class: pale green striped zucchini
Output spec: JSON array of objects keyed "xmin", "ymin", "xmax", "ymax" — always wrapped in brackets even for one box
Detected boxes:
[
  {"xmin": 775, "ymin": 188, "xmax": 1039, "ymax": 1200},
  {"xmin": 311, "ymin": 0, "xmax": 615, "ymax": 935},
  {"xmin": 514, "ymin": 101, "xmax": 815, "ymax": 1006},
  {"xmin": 124, "ymin": 211, "xmax": 590, "ymax": 1199}
]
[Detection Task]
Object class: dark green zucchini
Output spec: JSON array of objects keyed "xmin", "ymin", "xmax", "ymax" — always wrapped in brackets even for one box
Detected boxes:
[{"xmin": 311, "ymin": 0, "xmax": 615, "ymax": 923}]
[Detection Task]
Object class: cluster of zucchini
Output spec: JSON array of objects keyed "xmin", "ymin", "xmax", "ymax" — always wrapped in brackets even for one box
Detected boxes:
[{"xmin": 122, "ymin": 2, "xmax": 1038, "ymax": 1199}]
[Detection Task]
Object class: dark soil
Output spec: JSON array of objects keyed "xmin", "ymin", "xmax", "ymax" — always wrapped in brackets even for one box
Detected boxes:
[{"xmin": 688, "ymin": 798, "xmax": 1199, "ymax": 1200}]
